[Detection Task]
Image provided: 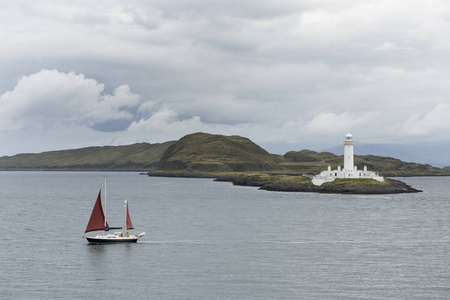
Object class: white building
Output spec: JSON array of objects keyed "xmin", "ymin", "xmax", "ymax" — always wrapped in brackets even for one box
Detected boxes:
[{"xmin": 312, "ymin": 133, "xmax": 384, "ymax": 186}]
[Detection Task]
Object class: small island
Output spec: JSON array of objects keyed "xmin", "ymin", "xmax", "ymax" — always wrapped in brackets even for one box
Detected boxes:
[{"xmin": 215, "ymin": 174, "xmax": 421, "ymax": 194}]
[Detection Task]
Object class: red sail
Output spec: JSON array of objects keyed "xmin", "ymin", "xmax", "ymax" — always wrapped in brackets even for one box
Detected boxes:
[
  {"xmin": 126, "ymin": 200, "xmax": 134, "ymax": 230},
  {"xmin": 85, "ymin": 190, "xmax": 109, "ymax": 233}
]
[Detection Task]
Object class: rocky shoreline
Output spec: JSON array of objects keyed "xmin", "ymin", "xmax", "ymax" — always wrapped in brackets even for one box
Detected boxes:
[
  {"xmin": 220, "ymin": 176, "xmax": 421, "ymax": 194},
  {"xmin": 149, "ymin": 172, "xmax": 422, "ymax": 194}
]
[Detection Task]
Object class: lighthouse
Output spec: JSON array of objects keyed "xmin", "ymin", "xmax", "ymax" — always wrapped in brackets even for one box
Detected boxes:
[
  {"xmin": 311, "ymin": 133, "xmax": 384, "ymax": 185},
  {"xmin": 343, "ymin": 133, "xmax": 354, "ymax": 172}
]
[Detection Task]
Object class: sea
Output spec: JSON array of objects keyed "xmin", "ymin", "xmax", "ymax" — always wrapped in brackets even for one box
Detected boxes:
[{"xmin": 0, "ymin": 171, "xmax": 448, "ymax": 299}]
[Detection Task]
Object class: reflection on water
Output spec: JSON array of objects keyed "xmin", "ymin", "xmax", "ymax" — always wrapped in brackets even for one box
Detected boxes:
[{"xmin": 87, "ymin": 244, "xmax": 108, "ymax": 254}]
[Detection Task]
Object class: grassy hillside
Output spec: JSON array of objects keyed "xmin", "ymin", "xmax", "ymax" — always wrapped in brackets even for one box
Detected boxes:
[
  {"xmin": 0, "ymin": 132, "xmax": 448, "ymax": 176},
  {"xmin": 158, "ymin": 132, "xmax": 280, "ymax": 172},
  {"xmin": 0, "ymin": 142, "xmax": 175, "ymax": 171},
  {"xmin": 279, "ymin": 150, "xmax": 449, "ymax": 176}
]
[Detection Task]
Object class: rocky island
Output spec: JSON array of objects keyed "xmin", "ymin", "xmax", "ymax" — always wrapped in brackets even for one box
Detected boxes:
[{"xmin": 215, "ymin": 174, "xmax": 421, "ymax": 194}]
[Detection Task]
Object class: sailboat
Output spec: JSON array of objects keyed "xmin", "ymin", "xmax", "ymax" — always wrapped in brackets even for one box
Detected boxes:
[{"xmin": 83, "ymin": 177, "xmax": 145, "ymax": 244}]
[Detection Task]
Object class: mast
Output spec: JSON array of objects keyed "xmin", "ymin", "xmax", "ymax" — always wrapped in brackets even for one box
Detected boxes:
[
  {"xmin": 101, "ymin": 175, "xmax": 123, "ymax": 232},
  {"xmin": 104, "ymin": 175, "xmax": 107, "ymax": 229}
]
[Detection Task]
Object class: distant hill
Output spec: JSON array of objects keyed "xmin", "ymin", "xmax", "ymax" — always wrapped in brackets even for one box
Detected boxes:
[
  {"xmin": 0, "ymin": 132, "xmax": 448, "ymax": 176},
  {"xmin": 0, "ymin": 142, "xmax": 175, "ymax": 171},
  {"xmin": 158, "ymin": 132, "xmax": 280, "ymax": 172},
  {"xmin": 280, "ymin": 150, "xmax": 449, "ymax": 176},
  {"xmin": 323, "ymin": 143, "xmax": 450, "ymax": 168}
]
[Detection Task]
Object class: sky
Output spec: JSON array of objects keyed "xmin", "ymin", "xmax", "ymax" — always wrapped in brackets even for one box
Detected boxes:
[{"xmin": 2, "ymin": 0, "xmax": 450, "ymax": 163}]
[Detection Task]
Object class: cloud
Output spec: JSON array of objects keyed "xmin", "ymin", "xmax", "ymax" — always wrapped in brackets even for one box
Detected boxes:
[
  {"xmin": 125, "ymin": 106, "xmax": 204, "ymax": 143},
  {"xmin": 0, "ymin": 69, "xmax": 140, "ymax": 131},
  {"xmin": 2, "ymin": 1, "xmax": 450, "ymax": 158},
  {"xmin": 86, "ymin": 84, "xmax": 140, "ymax": 128},
  {"xmin": 175, "ymin": 94, "xmax": 263, "ymax": 125},
  {"xmin": 393, "ymin": 103, "xmax": 450, "ymax": 138}
]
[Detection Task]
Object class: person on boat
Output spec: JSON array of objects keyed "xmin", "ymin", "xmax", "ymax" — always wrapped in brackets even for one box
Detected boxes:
[{"xmin": 127, "ymin": 231, "xmax": 130, "ymax": 237}]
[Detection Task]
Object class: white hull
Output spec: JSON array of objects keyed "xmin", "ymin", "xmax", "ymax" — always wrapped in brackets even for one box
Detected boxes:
[{"xmin": 84, "ymin": 232, "xmax": 145, "ymax": 244}]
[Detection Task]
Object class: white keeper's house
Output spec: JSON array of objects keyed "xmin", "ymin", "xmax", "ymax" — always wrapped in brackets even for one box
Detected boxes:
[{"xmin": 312, "ymin": 133, "xmax": 384, "ymax": 186}]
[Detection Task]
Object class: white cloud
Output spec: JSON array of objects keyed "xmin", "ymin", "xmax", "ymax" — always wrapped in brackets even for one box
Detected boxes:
[
  {"xmin": 0, "ymin": 69, "xmax": 140, "ymax": 130},
  {"xmin": 86, "ymin": 85, "xmax": 140, "ymax": 124},
  {"xmin": 393, "ymin": 103, "xmax": 450, "ymax": 138},
  {"xmin": 126, "ymin": 106, "xmax": 203, "ymax": 142}
]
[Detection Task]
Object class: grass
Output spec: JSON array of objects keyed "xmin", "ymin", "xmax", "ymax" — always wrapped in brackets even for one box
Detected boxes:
[{"xmin": 0, "ymin": 142, "xmax": 175, "ymax": 170}]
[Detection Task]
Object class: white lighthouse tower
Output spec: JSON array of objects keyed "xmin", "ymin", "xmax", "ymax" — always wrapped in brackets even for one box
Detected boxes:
[
  {"xmin": 343, "ymin": 133, "xmax": 354, "ymax": 172},
  {"xmin": 311, "ymin": 133, "xmax": 384, "ymax": 185}
]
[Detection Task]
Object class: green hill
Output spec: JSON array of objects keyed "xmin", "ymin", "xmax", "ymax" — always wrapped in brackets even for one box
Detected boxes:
[
  {"xmin": 157, "ymin": 132, "xmax": 280, "ymax": 172},
  {"xmin": 0, "ymin": 142, "xmax": 175, "ymax": 171},
  {"xmin": 279, "ymin": 150, "xmax": 449, "ymax": 176},
  {"xmin": 0, "ymin": 132, "xmax": 448, "ymax": 176}
]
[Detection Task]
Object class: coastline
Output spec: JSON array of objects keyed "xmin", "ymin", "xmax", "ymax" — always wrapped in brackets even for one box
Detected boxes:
[{"xmin": 148, "ymin": 171, "xmax": 422, "ymax": 194}]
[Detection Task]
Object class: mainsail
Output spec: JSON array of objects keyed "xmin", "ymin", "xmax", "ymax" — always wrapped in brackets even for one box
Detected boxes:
[
  {"xmin": 125, "ymin": 199, "xmax": 134, "ymax": 230},
  {"xmin": 85, "ymin": 190, "xmax": 109, "ymax": 233}
]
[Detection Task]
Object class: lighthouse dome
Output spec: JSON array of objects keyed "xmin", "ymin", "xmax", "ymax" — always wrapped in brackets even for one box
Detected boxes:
[{"xmin": 345, "ymin": 133, "xmax": 353, "ymax": 140}]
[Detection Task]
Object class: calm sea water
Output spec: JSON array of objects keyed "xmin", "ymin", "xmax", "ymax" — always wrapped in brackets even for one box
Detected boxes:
[{"xmin": 0, "ymin": 172, "xmax": 448, "ymax": 299}]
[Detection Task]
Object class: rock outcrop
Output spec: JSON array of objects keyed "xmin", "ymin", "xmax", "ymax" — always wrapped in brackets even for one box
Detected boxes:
[{"xmin": 217, "ymin": 176, "xmax": 421, "ymax": 194}]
